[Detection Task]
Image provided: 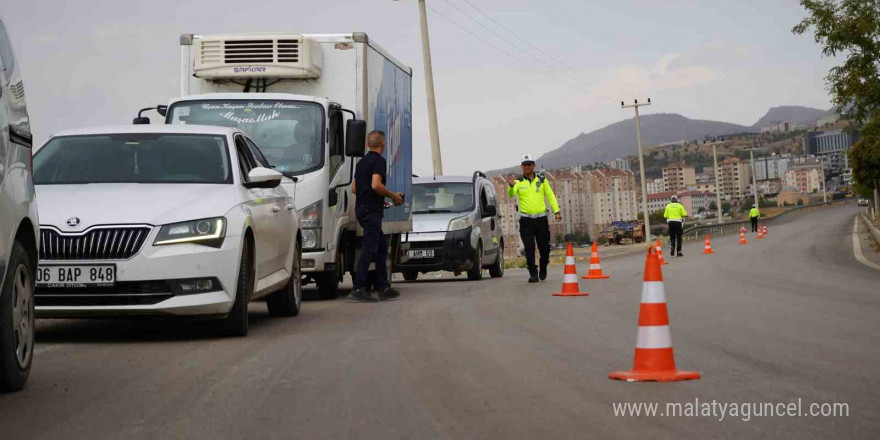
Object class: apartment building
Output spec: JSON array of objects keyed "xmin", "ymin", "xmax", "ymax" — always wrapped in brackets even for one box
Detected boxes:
[
  {"xmin": 716, "ymin": 157, "xmax": 751, "ymax": 200},
  {"xmin": 587, "ymin": 169, "xmax": 639, "ymax": 238},
  {"xmin": 784, "ymin": 165, "xmax": 822, "ymax": 194},
  {"xmin": 645, "ymin": 177, "xmax": 665, "ymax": 195},
  {"xmin": 662, "ymin": 162, "xmax": 696, "ymax": 191},
  {"xmin": 547, "ymin": 170, "xmax": 592, "ymax": 240},
  {"xmin": 754, "ymin": 154, "xmax": 792, "ymax": 181}
]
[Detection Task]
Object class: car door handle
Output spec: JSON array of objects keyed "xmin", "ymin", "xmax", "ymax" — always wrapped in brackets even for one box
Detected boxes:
[
  {"xmin": 286, "ymin": 204, "xmax": 295, "ymax": 211},
  {"xmin": 272, "ymin": 205, "xmax": 281, "ymax": 213}
]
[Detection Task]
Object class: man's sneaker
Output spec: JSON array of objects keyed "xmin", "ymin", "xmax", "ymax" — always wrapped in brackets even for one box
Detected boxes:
[
  {"xmin": 348, "ymin": 287, "xmax": 378, "ymax": 303},
  {"xmin": 528, "ymin": 272, "xmax": 539, "ymax": 283},
  {"xmin": 677, "ymin": 252, "xmax": 684, "ymax": 257},
  {"xmin": 539, "ymin": 265, "xmax": 548, "ymax": 281},
  {"xmin": 378, "ymin": 287, "xmax": 401, "ymax": 301}
]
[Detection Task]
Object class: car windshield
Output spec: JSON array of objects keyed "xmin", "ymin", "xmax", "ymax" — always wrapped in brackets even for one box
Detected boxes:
[
  {"xmin": 412, "ymin": 182, "xmax": 474, "ymax": 214},
  {"xmin": 33, "ymin": 134, "xmax": 231, "ymax": 184},
  {"xmin": 167, "ymin": 100, "xmax": 323, "ymax": 176}
]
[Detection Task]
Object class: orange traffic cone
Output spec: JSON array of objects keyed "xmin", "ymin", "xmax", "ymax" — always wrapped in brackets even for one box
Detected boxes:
[
  {"xmin": 609, "ymin": 247, "xmax": 701, "ymax": 382},
  {"xmin": 739, "ymin": 228, "xmax": 748, "ymax": 245},
  {"xmin": 553, "ymin": 243, "xmax": 588, "ymax": 297},
  {"xmin": 763, "ymin": 225, "xmax": 768, "ymax": 236},
  {"xmin": 757, "ymin": 227, "xmax": 764, "ymax": 239},
  {"xmin": 582, "ymin": 242, "xmax": 610, "ymax": 280},
  {"xmin": 655, "ymin": 240, "xmax": 669, "ymax": 265},
  {"xmin": 702, "ymin": 235, "xmax": 715, "ymax": 254}
]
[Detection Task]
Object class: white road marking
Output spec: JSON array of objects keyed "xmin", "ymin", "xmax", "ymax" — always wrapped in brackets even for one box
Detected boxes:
[{"xmin": 852, "ymin": 217, "xmax": 880, "ymax": 271}]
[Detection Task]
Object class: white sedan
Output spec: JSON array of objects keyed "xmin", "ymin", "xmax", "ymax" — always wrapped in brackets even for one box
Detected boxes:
[{"xmin": 31, "ymin": 125, "xmax": 302, "ymax": 336}]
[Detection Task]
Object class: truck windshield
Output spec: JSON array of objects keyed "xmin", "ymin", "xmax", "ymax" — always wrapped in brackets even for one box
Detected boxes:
[
  {"xmin": 167, "ymin": 100, "xmax": 324, "ymax": 176},
  {"xmin": 412, "ymin": 182, "xmax": 474, "ymax": 214},
  {"xmin": 33, "ymin": 134, "xmax": 231, "ymax": 184}
]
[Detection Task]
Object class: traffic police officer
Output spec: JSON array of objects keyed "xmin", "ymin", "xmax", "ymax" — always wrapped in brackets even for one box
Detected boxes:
[
  {"xmin": 507, "ymin": 154, "xmax": 561, "ymax": 283},
  {"xmin": 664, "ymin": 195, "xmax": 687, "ymax": 257},
  {"xmin": 749, "ymin": 204, "xmax": 760, "ymax": 232}
]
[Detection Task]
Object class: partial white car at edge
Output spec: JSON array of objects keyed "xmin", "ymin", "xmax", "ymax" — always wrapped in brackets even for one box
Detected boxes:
[{"xmin": 32, "ymin": 125, "xmax": 302, "ymax": 336}]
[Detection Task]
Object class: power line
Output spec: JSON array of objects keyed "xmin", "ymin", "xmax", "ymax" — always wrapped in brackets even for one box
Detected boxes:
[
  {"xmin": 425, "ymin": 3, "xmax": 616, "ymax": 102},
  {"xmin": 453, "ymin": 0, "xmax": 629, "ymax": 98}
]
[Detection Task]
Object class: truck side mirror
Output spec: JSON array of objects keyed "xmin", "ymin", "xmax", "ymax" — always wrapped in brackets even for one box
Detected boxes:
[
  {"xmin": 328, "ymin": 189, "xmax": 339, "ymax": 207},
  {"xmin": 345, "ymin": 119, "xmax": 366, "ymax": 157},
  {"xmin": 133, "ymin": 117, "xmax": 150, "ymax": 125}
]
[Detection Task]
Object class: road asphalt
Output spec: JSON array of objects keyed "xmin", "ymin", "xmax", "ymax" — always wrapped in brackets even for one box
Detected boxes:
[{"xmin": 1, "ymin": 204, "xmax": 877, "ymax": 440}]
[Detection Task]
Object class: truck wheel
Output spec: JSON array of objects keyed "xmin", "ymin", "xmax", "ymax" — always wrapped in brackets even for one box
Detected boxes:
[
  {"xmin": 489, "ymin": 244, "xmax": 504, "ymax": 278},
  {"xmin": 315, "ymin": 249, "xmax": 343, "ymax": 300},
  {"xmin": 220, "ymin": 238, "xmax": 252, "ymax": 337},
  {"xmin": 0, "ymin": 242, "xmax": 34, "ymax": 392},
  {"xmin": 403, "ymin": 271, "xmax": 418, "ymax": 282},
  {"xmin": 267, "ymin": 240, "xmax": 303, "ymax": 317},
  {"xmin": 467, "ymin": 243, "xmax": 483, "ymax": 281}
]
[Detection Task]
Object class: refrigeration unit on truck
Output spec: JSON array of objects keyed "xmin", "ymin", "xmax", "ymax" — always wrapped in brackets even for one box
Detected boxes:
[{"xmin": 164, "ymin": 32, "xmax": 412, "ymax": 298}]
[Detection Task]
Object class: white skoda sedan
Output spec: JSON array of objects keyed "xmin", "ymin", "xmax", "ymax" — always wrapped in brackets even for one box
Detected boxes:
[{"xmin": 31, "ymin": 125, "xmax": 302, "ymax": 336}]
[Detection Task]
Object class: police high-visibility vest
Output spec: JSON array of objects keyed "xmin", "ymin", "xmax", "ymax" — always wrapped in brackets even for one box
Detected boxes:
[
  {"xmin": 664, "ymin": 202, "xmax": 688, "ymax": 221},
  {"xmin": 749, "ymin": 207, "xmax": 760, "ymax": 218},
  {"xmin": 507, "ymin": 174, "xmax": 560, "ymax": 216}
]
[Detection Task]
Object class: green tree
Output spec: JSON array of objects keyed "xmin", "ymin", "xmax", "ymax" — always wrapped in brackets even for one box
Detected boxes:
[
  {"xmin": 709, "ymin": 201, "xmax": 718, "ymax": 211},
  {"xmin": 794, "ymin": 0, "xmax": 880, "ymax": 124},
  {"xmin": 850, "ymin": 118, "xmax": 880, "ymax": 204},
  {"xmin": 721, "ymin": 202, "xmax": 732, "ymax": 214}
]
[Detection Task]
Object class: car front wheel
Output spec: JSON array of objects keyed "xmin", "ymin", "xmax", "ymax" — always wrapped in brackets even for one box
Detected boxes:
[
  {"xmin": 0, "ymin": 241, "xmax": 35, "ymax": 392},
  {"xmin": 220, "ymin": 238, "xmax": 253, "ymax": 337},
  {"xmin": 489, "ymin": 244, "xmax": 504, "ymax": 278},
  {"xmin": 467, "ymin": 243, "xmax": 483, "ymax": 281}
]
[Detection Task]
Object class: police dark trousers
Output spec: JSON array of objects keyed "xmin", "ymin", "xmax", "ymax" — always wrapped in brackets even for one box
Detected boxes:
[
  {"xmin": 750, "ymin": 217, "xmax": 758, "ymax": 232},
  {"xmin": 668, "ymin": 220, "xmax": 683, "ymax": 254},
  {"xmin": 519, "ymin": 216, "xmax": 551, "ymax": 274},
  {"xmin": 354, "ymin": 207, "xmax": 388, "ymax": 291}
]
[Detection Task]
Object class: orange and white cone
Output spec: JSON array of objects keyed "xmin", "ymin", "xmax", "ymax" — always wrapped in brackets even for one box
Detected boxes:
[
  {"xmin": 655, "ymin": 240, "xmax": 669, "ymax": 265},
  {"xmin": 702, "ymin": 234, "xmax": 715, "ymax": 254},
  {"xmin": 553, "ymin": 243, "xmax": 588, "ymax": 297},
  {"xmin": 609, "ymin": 247, "xmax": 701, "ymax": 382},
  {"xmin": 757, "ymin": 227, "xmax": 764, "ymax": 239},
  {"xmin": 739, "ymin": 228, "xmax": 748, "ymax": 245},
  {"xmin": 582, "ymin": 242, "xmax": 610, "ymax": 280},
  {"xmin": 763, "ymin": 225, "xmax": 768, "ymax": 236}
]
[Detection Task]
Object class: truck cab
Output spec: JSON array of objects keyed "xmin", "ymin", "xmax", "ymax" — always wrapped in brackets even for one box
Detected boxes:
[{"xmin": 165, "ymin": 33, "xmax": 413, "ymax": 298}]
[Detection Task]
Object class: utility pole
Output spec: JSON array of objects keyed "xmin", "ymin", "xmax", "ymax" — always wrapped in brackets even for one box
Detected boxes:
[
  {"xmin": 705, "ymin": 138, "xmax": 724, "ymax": 224},
  {"xmin": 749, "ymin": 149, "xmax": 759, "ymax": 209},
  {"xmin": 417, "ymin": 0, "xmax": 443, "ymax": 176},
  {"xmin": 622, "ymin": 98, "xmax": 652, "ymax": 246}
]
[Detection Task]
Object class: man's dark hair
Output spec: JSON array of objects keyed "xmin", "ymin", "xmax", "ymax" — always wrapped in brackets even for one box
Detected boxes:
[{"xmin": 367, "ymin": 130, "xmax": 385, "ymax": 149}]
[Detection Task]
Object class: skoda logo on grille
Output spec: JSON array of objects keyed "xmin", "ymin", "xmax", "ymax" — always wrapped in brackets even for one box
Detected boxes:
[{"xmin": 66, "ymin": 217, "xmax": 81, "ymax": 228}]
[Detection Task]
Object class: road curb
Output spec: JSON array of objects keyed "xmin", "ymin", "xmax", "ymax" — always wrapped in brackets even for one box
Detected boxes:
[{"xmin": 859, "ymin": 211, "xmax": 880, "ymax": 245}]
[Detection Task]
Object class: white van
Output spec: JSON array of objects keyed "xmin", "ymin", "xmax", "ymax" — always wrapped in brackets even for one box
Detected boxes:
[{"xmin": 0, "ymin": 16, "xmax": 38, "ymax": 392}]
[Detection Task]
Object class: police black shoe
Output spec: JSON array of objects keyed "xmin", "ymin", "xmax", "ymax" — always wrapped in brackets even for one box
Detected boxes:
[
  {"xmin": 378, "ymin": 287, "xmax": 401, "ymax": 301},
  {"xmin": 528, "ymin": 275, "xmax": 539, "ymax": 283},
  {"xmin": 348, "ymin": 287, "xmax": 378, "ymax": 303},
  {"xmin": 539, "ymin": 265, "xmax": 548, "ymax": 281},
  {"xmin": 677, "ymin": 252, "xmax": 684, "ymax": 257}
]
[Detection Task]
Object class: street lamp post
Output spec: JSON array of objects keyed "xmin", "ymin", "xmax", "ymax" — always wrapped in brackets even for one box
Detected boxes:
[
  {"xmin": 622, "ymin": 99, "xmax": 651, "ymax": 246},
  {"xmin": 710, "ymin": 140, "xmax": 723, "ymax": 223},
  {"xmin": 749, "ymin": 149, "xmax": 759, "ymax": 209}
]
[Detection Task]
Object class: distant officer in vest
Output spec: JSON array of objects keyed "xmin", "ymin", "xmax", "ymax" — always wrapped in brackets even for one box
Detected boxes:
[
  {"xmin": 507, "ymin": 154, "xmax": 561, "ymax": 283},
  {"xmin": 664, "ymin": 195, "xmax": 687, "ymax": 257},
  {"xmin": 749, "ymin": 204, "xmax": 760, "ymax": 232}
]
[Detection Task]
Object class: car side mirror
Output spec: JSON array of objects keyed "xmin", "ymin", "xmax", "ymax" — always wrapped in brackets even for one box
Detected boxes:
[
  {"xmin": 133, "ymin": 116, "xmax": 150, "ymax": 125},
  {"xmin": 484, "ymin": 205, "xmax": 497, "ymax": 217},
  {"xmin": 244, "ymin": 167, "xmax": 283, "ymax": 189},
  {"xmin": 345, "ymin": 119, "xmax": 366, "ymax": 157}
]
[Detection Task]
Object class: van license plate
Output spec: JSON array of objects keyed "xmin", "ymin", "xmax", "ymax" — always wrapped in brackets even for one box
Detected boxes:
[
  {"xmin": 409, "ymin": 250, "xmax": 435, "ymax": 259},
  {"xmin": 36, "ymin": 264, "xmax": 116, "ymax": 288}
]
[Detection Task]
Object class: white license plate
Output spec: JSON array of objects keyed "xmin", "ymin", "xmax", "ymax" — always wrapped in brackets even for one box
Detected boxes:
[
  {"xmin": 36, "ymin": 264, "xmax": 116, "ymax": 288},
  {"xmin": 409, "ymin": 249, "xmax": 435, "ymax": 259}
]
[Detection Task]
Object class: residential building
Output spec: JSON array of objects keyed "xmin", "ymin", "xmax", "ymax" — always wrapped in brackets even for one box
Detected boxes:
[
  {"xmin": 762, "ymin": 121, "xmax": 793, "ymax": 134},
  {"xmin": 608, "ymin": 157, "xmax": 631, "ymax": 171},
  {"xmin": 646, "ymin": 191, "xmax": 675, "ymax": 214},
  {"xmin": 692, "ymin": 171, "xmax": 717, "ymax": 193},
  {"xmin": 803, "ymin": 128, "xmax": 859, "ymax": 177},
  {"xmin": 662, "ymin": 162, "xmax": 696, "ymax": 192},
  {"xmin": 716, "ymin": 157, "xmax": 751, "ymax": 200},
  {"xmin": 677, "ymin": 190, "xmax": 716, "ymax": 215},
  {"xmin": 754, "ymin": 154, "xmax": 792, "ymax": 181},
  {"xmin": 490, "ymin": 176, "xmax": 523, "ymax": 259},
  {"xmin": 645, "ymin": 177, "xmax": 665, "ymax": 195},
  {"xmin": 546, "ymin": 170, "xmax": 592, "ymax": 240},
  {"xmin": 784, "ymin": 165, "xmax": 822, "ymax": 194},
  {"xmin": 586, "ymin": 169, "xmax": 639, "ymax": 239}
]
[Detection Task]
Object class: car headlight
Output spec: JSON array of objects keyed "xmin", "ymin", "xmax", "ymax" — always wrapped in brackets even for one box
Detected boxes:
[
  {"xmin": 298, "ymin": 201, "xmax": 323, "ymax": 249},
  {"xmin": 154, "ymin": 217, "xmax": 226, "ymax": 247},
  {"xmin": 447, "ymin": 215, "xmax": 471, "ymax": 231}
]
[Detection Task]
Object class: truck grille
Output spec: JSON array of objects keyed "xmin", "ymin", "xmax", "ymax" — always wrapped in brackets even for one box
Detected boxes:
[{"xmin": 40, "ymin": 227, "xmax": 151, "ymax": 261}]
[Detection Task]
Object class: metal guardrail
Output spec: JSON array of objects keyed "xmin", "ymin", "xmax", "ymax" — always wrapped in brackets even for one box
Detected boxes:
[{"xmin": 680, "ymin": 199, "xmax": 856, "ymax": 242}]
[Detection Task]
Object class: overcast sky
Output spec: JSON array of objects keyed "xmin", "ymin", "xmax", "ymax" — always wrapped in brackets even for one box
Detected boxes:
[{"xmin": 2, "ymin": 0, "xmax": 836, "ymax": 175}]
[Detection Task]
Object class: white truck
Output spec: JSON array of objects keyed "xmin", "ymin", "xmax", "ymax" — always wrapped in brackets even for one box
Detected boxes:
[{"xmin": 161, "ymin": 32, "xmax": 413, "ymax": 298}]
